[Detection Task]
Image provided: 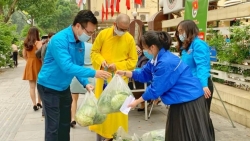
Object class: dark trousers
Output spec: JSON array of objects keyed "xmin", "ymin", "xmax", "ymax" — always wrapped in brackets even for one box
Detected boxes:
[
  {"xmin": 13, "ymin": 52, "xmax": 18, "ymax": 67},
  {"xmin": 207, "ymin": 77, "xmax": 214, "ymax": 112},
  {"xmin": 37, "ymin": 84, "xmax": 72, "ymax": 141}
]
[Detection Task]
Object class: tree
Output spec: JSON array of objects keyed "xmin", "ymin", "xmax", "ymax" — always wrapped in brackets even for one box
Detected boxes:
[
  {"xmin": 17, "ymin": 0, "xmax": 57, "ymax": 26},
  {"xmin": 0, "ymin": 0, "xmax": 18, "ymax": 23},
  {"xmin": 10, "ymin": 11, "xmax": 28, "ymax": 34},
  {"xmin": 37, "ymin": 0, "xmax": 79, "ymax": 32},
  {"xmin": 0, "ymin": 0, "xmax": 57, "ymax": 24},
  {"xmin": 0, "ymin": 16, "xmax": 17, "ymax": 67}
]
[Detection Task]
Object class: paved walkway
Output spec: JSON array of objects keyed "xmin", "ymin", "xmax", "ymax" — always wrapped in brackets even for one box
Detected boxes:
[{"xmin": 0, "ymin": 59, "xmax": 250, "ymax": 141}]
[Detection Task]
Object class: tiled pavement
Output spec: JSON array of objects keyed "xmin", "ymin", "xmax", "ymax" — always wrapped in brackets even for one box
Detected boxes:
[{"xmin": 0, "ymin": 59, "xmax": 250, "ymax": 141}]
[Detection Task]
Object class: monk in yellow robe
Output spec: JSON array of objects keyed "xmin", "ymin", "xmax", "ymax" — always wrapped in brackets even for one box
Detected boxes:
[{"xmin": 90, "ymin": 13, "xmax": 138, "ymax": 141}]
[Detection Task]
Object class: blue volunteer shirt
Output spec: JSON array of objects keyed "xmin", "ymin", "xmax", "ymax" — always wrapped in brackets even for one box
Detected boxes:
[
  {"xmin": 132, "ymin": 49, "xmax": 204, "ymax": 105},
  {"xmin": 38, "ymin": 26, "xmax": 96, "ymax": 91},
  {"xmin": 181, "ymin": 37, "xmax": 211, "ymax": 87}
]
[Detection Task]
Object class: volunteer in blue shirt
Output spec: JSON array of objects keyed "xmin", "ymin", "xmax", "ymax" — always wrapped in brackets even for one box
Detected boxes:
[
  {"xmin": 175, "ymin": 20, "xmax": 214, "ymax": 112},
  {"xmin": 37, "ymin": 10, "xmax": 111, "ymax": 141},
  {"xmin": 116, "ymin": 31, "xmax": 214, "ymax": 141},
  {"xmin": 175, "ymin": 20, "xmax": 215, "ymax": 141}
]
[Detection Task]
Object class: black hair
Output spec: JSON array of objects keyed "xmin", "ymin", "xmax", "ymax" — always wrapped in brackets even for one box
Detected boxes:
[
  {"xmin": 73, "ymin": 10, "xmax": 98, "ymax": 28},
  {"xmin": 139, "ymin": 31, "xmax": 172, "ymax": 51},
  {"xmin": 175, "ymin": 20, "xmax": 199, "ymax": 53}
]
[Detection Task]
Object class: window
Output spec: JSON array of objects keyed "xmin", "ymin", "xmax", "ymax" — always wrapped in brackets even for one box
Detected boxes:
[{"xmin": 134, "ymin": 0, "xmax": 145, "ymax": 8}]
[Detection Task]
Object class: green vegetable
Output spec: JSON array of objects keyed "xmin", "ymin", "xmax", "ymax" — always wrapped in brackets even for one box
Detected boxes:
[
  {"xmin": 111, "ymin": 93, "xmax": 128, "ymax": 110},
  {"xmin": 75, "ymin": 94, "xmax": 107, "ymax": 127},
  {"xmin": 98, "ymin": 90, "xmax": 130, "ymax": 114},
  {"xmin": 93, "ymin": 112, "xmax": 107, "ymax": 124},
  {"xmin": 75, "ymin": 115, "xmax": 93, "ymax": 127},
  {"xmin": 81, "ymin": 106, "xmax": 96, "ymax": 118}
]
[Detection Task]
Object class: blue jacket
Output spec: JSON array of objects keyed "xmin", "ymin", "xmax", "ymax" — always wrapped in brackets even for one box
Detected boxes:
[
  {"xmin": 181, "ymin": 37, "xmax": 211, "ymax": 87},
  {"xmin": 132, "ymin": 49, "xmax": 203, "ymax": 105},
  {"xmin": 38, "ymin": 26, "xmax": 96, "ymax": 91}
]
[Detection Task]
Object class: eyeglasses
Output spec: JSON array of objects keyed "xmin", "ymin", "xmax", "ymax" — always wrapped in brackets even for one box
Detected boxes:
[{"xmin": 82, "ymin": 27, "xmax": 95, "ymax": 36}]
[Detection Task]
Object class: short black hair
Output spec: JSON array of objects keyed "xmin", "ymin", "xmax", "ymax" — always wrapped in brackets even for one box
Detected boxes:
[
  {"xmin": 73, "ymin": 10, "xmax": 98, "ymax": 28},
  {"xmin": 139, "ymin": 31, "xmax": 172, "ymax": 51}
]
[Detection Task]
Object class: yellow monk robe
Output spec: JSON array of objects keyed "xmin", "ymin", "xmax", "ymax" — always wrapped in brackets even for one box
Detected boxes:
[{"xmin": 89, "ymin": 26, "xmax": 138, "ymax": 138}]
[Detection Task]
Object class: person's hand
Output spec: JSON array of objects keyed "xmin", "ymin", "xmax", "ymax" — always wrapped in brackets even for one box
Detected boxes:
[
  {"xmin": 95, "ymin": 70, "xmax": 111, "ymax": 79},
  {"xmin": 108, "ymin": 63, "xmax": 116, "ymax": 71},
  {"xmin": 128, "ymin": 100, "xmax": 139, "ymax": 108},
  {"xmin": 85, "ymin": 84, "xmax": 94, "ymax": 92},
  {"xmin": 203, "ymin": 87, "xmax": 211, "ymax": 99},
  {"xmin": 116, "ymin": 70, "xmax": 132, "ymax": 78},
  {"xmin": 101, "ymin": 60, "xmax": 108, "ymax": 68},
  {"xmin": 116, "ymin": 70, "xmax": 126, "ymax": 76}
]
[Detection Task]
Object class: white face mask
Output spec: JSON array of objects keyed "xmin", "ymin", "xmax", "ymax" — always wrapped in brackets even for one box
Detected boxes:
[
  {"xmin": 179, "ymin": 32, "xmax": 186, "ymax": 42},
  {"xmin": 114, "ymin": 26, "xmax": 125, "ymax": 36}
]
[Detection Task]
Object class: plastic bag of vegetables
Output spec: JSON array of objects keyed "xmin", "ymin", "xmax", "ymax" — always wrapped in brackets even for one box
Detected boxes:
[
  {"xmin": 140, "ymin": 129, "xmax": 165, "ymax": 141},
  {"xmin": 113, "ymin": 126, "xmax": 134, "ymax": 141},
  {"xmin": 97, "ymin": 74, "xmax": 133, "ymax": 114},
  {"xmin": 75, "ymin": 91, "xmax": 107, "ymax": 127}
]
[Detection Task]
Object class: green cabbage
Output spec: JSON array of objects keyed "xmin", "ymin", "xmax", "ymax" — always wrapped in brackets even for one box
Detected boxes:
[
  {"xmin": 93, "ymin": 112, "xmax": 107, "ymax": 124},
  {"xmin": 111, "ymin": 93, "xmax": 128, "ymax": 110},
  {"xmin": 76, "ymin": 102, "xmax": 107, "ymax": 127},
  {"xmin": 81, "ymin": 106, "xmax": 96, "ymax": 118},
  {"xmin": 75, "ymin": 115, "xmax": 93, "ymax": 127},
  {"xmin": 98, "ymin": 90, "xmax": 130, "ymax": 114}
]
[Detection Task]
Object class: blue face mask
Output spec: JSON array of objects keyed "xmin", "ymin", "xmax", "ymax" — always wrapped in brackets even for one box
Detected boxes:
[
  {"xmin": 143, "ymin": 50, "xmax": 154, "ymax": 60},
  {"xmin": 179, "ymin": 32, "xmax": 186, "ymax": 42},
  {"xmin": 78, "ymin": 32, "xmax": 91, "ymax": 42}
]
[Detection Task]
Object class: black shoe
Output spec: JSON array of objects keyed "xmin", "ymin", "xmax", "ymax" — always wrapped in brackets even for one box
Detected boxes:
[
  {"xmin": 33, "ymin": 105, "xmax": 38, "ymax": 111},
  {"xmin": 70, "ymin": 121, "xmax": 76, "ymax": 128},
  {"xmin": 37, "ymin": 103, "xmax": 42, "ymax": 108}
]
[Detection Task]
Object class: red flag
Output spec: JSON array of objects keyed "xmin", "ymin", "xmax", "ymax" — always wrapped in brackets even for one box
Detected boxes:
[
  {"xmin": 134, "ymin": 0, "xmax": 142, "ymax": 5},
  {"xmin": 111, "ymin": 0, "xmax": 114, "ymax": 17},
  {"xmin": 77, "ymin": 0, "xmax": 83, "ymax": 7},
  {"xmin": 126, "ymin": 0, "xmax": 130, "ymax": 10},
  {"xmin": 102, "ymin": 3, "xmax": 105, "ymax": 22},
  {"xmin": 116, "ymin": 0, "xmax": 120, "ymax": 13},
  {"xmin": 106, "ymin": 0, "xmax": 108, "ymax": 20}
]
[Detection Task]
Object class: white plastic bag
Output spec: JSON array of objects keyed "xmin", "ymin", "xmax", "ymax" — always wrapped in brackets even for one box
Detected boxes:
[
  {"xmin": 75, "ymin": 91, "xmax": 107, "ymax": 127},
  {"xmin": 97, "ymin": 74, "xmax": 133, "ymax": 114},
  {"xmin": 141, "ymin": 129, "xmax": 165, "ymax": 141},
  {"xmin": 113, "ymin": 126, "xmax": 134, "ymax": 141}
]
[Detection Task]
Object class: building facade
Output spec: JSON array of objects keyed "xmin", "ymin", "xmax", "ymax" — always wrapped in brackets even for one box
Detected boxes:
[{"xmin": 88, "ymin": 0, "xmax": 159, "ymax": 28}]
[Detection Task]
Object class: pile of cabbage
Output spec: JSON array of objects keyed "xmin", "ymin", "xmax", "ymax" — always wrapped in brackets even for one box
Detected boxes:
[
  {"xmin": 97, "ymin": 90, "xmax": 130, "ymax": 114},
  {"xmin": 75, "ymin": 92, "xmax": 107, "ymax": 127}
]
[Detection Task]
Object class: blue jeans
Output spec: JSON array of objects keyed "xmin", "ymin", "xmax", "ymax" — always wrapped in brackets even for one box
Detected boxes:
[{"xmin": 37, "ymin": 84, "xmax": 72, "ymax": 141}]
